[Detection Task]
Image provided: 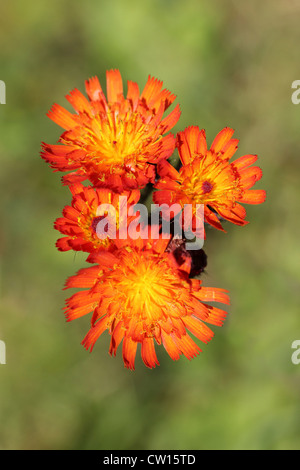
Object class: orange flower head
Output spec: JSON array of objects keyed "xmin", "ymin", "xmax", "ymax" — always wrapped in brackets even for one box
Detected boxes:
[
  {"xmin": 153, "ymin": 126, "xmax": 266, "ymax": 232},
  {"xmin": 54, "ymin": 183, "xmax": 140, "ymax": 253},
  {"xmin": 64, "ymin": 236, "xmax": 229, "ymax": 370},
  {"xmin": 41, "ymin": 70, "xmax": 181, "ymax": 192}
]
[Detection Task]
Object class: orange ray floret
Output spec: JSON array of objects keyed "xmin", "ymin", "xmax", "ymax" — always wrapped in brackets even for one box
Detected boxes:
[
  {"xmin": 54, "ymin": 183, "xmax": 140, "ymax": 253},
  {"xmin": 153, "ymin": 126, "xmax": 266, "ymax": 233},
  {"xmin": 41, "ymin": 70, "xmax": 181, "ymax": 192},
  {"xmin": 64, "ymin": 236, "xmax": 229, "ymax": 370}
]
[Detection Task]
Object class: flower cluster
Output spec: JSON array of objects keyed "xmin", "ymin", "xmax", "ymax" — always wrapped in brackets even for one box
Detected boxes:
[{"xmin": 41, "ymin": 70, "xmax": 265, "ymax": 370}]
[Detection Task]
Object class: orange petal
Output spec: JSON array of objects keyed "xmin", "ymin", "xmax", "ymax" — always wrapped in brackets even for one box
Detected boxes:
[
  {"xmin": 210, "ymin": 127, "xmax": 235, "ymax": 154},
  {"xmin": 62, "ymin": 171, "xmax": 88, "ymax": 186},
  {"xmin": 239, "ymin": 189, "xmax": 266, "ymax": 204},
  {"xmin": 64, "ymin": 266, "xmax": 100, "ymax": 289},
  {"xmin": 183, "ymin": 315, "xmax": 214, "ymax": 344},
  {"xmin": 221, "ymin": 138, "xmax": 239, "ymax": 160},
  {"xmin": 148, "ymin": 133, "xmax": 176, "ymax": 163},
  {"xmin": 216, "ymin": 207, "xmax": 248, "ymax": 226},
  {"xmin": 196, "ymin": 287, "xmax": 230, "ymax": 305},
  {"xmin": 233, "ymin": 154, "xmax": 258, "ymax": 170},
  {"xmin": 81, "ymin": 316, "xmax": 109, "ymax": 352},
  {"xmin": 152, "ymin": 189, "xmax": 174, "ymax": 206},
  {"xmin": 203, "ymin": 305, "xmax": 228, "ymax": 327},
  {"xmin": 85, "ymin": 76, "xmax": 105, "ymax": 101},
  {"xmin": 155, "ymin": 87, "xmax": 177, "ymax": 111},
  {"xmin": 141, "ymin": 338, "xmax": 159, "ymax": 369},
  {"xmin": 177, "ymin": 126, "xmax": 205, "ymax": 165},
  {"xmin": 140, "ymin": 76, "xmax": 163, "ymax": 110},
  {"xmin": 109, "ymin": 321, "xmax": 124, "ymax": 356},
  {"xmin": 231, "ymin": 203, "xmax": 247, "ymax": 220},
  {"xmin": 62, "ymin": 205, "xmax": 80, "ymax": 222},
  {"xmin": 106, "ymin": 69, "xmax": 123, "ymax": 103},
  {"xmin": 239, "ymin": 166, "xmax": 263, "ymax": 190},
  {"xmin": 204, "ymin": 206, "xmax": 225, "ymax": 232},
  {"xmin": 47, "ymin": 103, "xmax": 78, "ymax": 130},
  {"xmin": 122, "ymin": 337, "xmax": 138, "ymax": 370},
  {"xmin": 41, "ymin": 143, "xmax": 77, "ymax": 156},
  {"xmin": 55, "ymin": 237, "xmax": 71, "ymax": 252},
  {"xmin": 64, "ymin": 291, "xmax": 101, "ymax": 321},
  {"xmin": 87, "ymin": 251, "xmax": 118, "ymax": 267},
  {"xmin": 126, "ymin": 80, "xmax": 140, "ymax": 111},
  {"xmin": 161, "ymin": 330, "xmax": 181, "ymax": 360},
  {"xmin": 197, "ymin": 128, "xmax": 208, "ymax": 156},
  {"xmin": 156, "ymin": 160, "xmax": 180, "ymax": 180},
  {"xmin": 66, "ymin": 88, "xmax": 92, "ymax": 114},
  {"xmin": 172, "ymin": 333, "xmax": 201, "ymax": 359},
  {"xmin": 160, "ymin": 104, "xmax": 181, "ymax": 133},
  {"xmin": 69, "ymin": 182, "xmax": 85, "ymax": 197}
]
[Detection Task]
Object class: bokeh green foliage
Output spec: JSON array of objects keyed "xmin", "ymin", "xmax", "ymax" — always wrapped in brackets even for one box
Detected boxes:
[{"xmin": 0, "ymin": 0, "xmax": 299, "ymax": 450}]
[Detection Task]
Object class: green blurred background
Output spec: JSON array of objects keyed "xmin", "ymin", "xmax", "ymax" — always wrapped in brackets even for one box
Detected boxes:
[{"xmin": 0, "ymin": 0, "xmax": 299, "ymax": 450}]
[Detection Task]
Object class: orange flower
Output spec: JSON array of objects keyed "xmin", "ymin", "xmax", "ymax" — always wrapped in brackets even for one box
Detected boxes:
[
  {"xmin": 153, "ymin": 126, "xmax": 266, "ymax": 232},
  {"xmin": 64, "ymin": 236, "xmax": 229, "ymax": 370},
  {"xmin": 41, "ymin": 70, "xmax": 181, "ymax": 192},
  {"xmin": 54, "ymin": 183, "xmax": 140, "ymax": 253}
]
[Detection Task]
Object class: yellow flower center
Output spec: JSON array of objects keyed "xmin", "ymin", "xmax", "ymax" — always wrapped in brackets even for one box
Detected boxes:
[
  {"xmin": 76, "ymin": 211, "xmax": 111, "ymax": 249},
  {"xmin": 105, "ymin": 249, "xmax": 190, "ymax": 330},
  {"xmin": 180, "ymin": 155, "xmax": 242, "ymax": 206},
  {"xmin": 63, "ymin": 106, "xmax": 160, "ymax": 171}
]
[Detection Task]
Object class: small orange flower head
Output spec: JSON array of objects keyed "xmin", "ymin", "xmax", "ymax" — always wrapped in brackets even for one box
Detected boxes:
[
  {"xmin": 153, "ymin": 126, "xmax": 266, "ymax": 233},
  {"xmin": 64, "ymin": 236, "xmax": 229, "ymax": 370},
  {"xmin": 41, "ymin": 70, "xmax": 181, "ymax": 192},
  {"xmin": 54, "ymin": 183, "xmax": 140, "ymax": 253}
]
